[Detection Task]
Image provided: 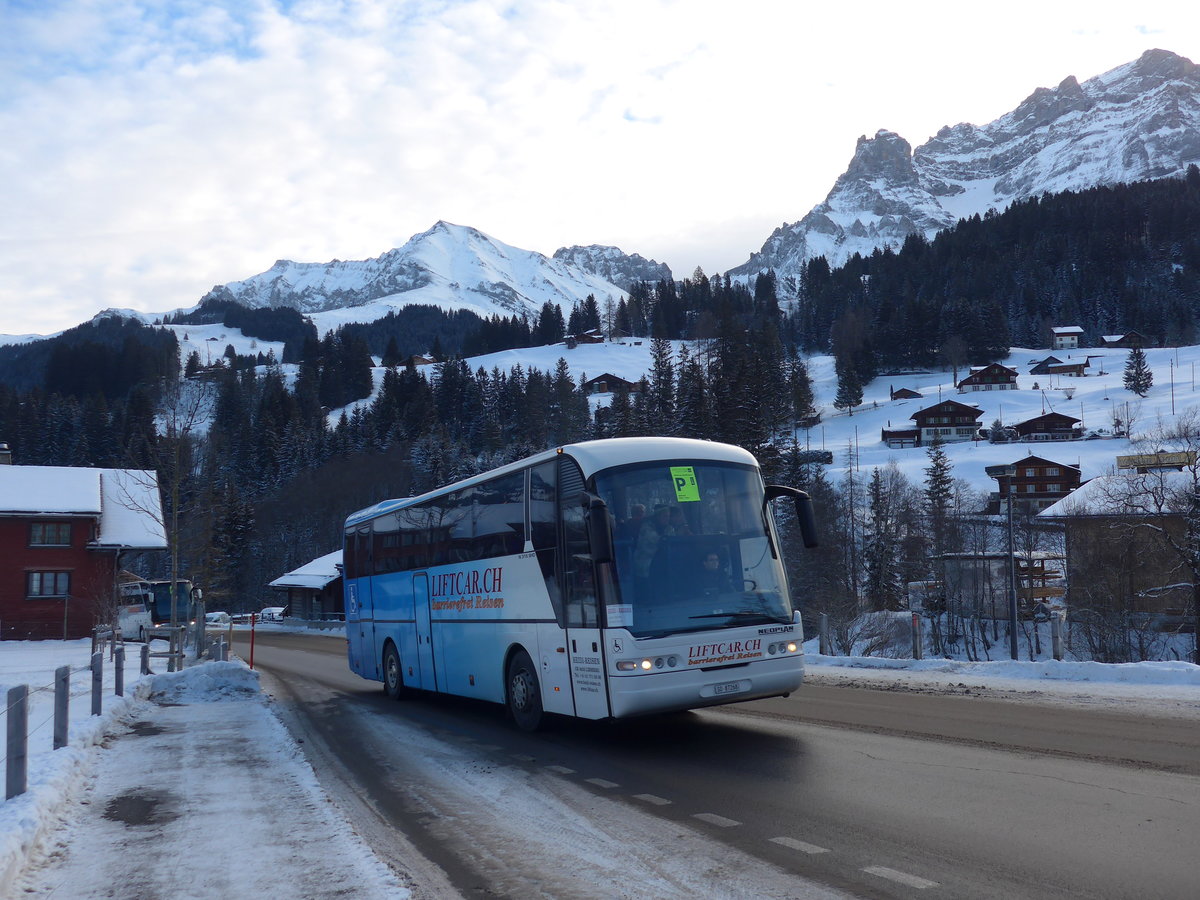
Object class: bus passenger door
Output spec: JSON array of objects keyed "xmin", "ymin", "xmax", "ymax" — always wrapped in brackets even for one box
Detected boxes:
[
  {"xmin": 564, "ymin": 556, "xmax": 609, "ymax": 719},
  {"xmin": 413, "ymin": 572, "xmax": 437, "ymax": 691}
]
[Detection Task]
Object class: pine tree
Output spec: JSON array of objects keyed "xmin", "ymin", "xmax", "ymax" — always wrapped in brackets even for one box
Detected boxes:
[
  {"xmin": 1124, "ymin": 347, "xmax": 1153, "ymax": 396},
  {"xmin": 923, "ymin": 437, "xmax": 954, "ymax": 558}
]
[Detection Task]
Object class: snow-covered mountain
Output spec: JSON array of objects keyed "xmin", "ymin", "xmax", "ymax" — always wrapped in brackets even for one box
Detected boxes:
[
  {"xmin": 551, "ymin": 245, "xmax": 672, "ymax": 289},
  {"xmin": 731, "ymin": 49, "xmax": 1200, "ymax": 285},
  {"xmin": 202, "ymin": 221, "xmax": 635, "ymax": 327}
]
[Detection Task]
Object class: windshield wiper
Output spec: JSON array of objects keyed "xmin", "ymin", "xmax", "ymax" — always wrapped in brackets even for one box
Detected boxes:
[{"xmin": 689, "ymin": 611, "xmax": 782, "ymax": 621}]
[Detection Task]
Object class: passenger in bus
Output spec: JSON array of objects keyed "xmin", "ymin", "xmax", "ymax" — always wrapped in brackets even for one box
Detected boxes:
[
  {"xmin": 696, "ymin": 551, "xmax": 733, "ymax": 597},
  {"xmin": 633, "ymin": 504, "xmax": 674, "ymax": 582},
  {"xmin": 618, "ymin": 503, "xmax": 647, "ymax": 543},
  {"xmin": 668, "ymin": 506, "xmax": 691, "ymax": 535}
]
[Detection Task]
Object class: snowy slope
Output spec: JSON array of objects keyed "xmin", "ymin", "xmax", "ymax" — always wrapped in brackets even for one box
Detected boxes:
[{"xmin": 733, "ymin": 49, "xmax": 1200, "ymax": 283}]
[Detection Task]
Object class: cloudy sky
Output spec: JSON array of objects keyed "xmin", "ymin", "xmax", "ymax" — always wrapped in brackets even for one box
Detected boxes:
[{"xmin": 2, "ymin": 0, "xmax": 1197, "ymax": 336}]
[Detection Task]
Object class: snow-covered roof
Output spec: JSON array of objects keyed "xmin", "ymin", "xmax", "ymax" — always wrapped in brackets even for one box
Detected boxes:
[
  {"xmin": 1051, "ymin": 326, "xmax": 1084, "ymax": 334},
  {"xmin": 1039, "ymin": 470, "xmax": 1193, "ymax": 518},
  {"xmin": 270, "ymin": 549, "xmax": 343, "ymax": 590},
  {"xmin": 0, "ymin": 465, "xmax": 167, "ymax": 549}
]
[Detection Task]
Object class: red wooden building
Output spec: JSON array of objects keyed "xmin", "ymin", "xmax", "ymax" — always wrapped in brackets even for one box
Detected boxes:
[{"xmin": 0, "ymin": 456, "xmax": 166, "ymax": 640}]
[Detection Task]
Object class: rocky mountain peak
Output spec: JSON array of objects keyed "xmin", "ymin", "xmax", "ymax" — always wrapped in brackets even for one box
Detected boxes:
[{"xmin": 730, "ymin": 49, "xmax": 1200, "ymax": 288}]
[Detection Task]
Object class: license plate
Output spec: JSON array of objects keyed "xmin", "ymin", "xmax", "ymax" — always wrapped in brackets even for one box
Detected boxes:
[{"xmin": 711, "ymin": 680, "xmax": 745, "ymax": 696}]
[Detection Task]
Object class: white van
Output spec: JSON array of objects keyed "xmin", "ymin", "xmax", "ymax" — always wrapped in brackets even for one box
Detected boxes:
[{"xmin": 259, "ymin": 607, "xmax": 286, "ymax": 622}]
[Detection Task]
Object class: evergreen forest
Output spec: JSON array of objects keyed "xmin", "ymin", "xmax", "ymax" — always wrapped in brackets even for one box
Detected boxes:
[{"xmin": 2, "ymin": 171, "xmax": 1199, "ymax": 662}]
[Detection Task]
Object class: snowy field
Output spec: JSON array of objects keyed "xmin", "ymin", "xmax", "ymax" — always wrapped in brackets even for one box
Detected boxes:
[{"xmin": 2, "ymin": 632, "xmax": 1197, "ymax": 895}]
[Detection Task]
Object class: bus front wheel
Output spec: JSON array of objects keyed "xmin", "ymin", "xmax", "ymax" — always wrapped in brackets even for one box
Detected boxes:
[
  {"xmin": 382, "ymin": 643, "xmax": 406, "ymax": 700},
  {"xmin": 506, "ymin": 649, "xmax": 543, "ymax": 732}
]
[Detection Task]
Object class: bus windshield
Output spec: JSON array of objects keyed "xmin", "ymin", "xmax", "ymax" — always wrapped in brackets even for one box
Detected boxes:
[{"xmin": 595, "ymin": 461, "xmax": 792, "ymax": 639}]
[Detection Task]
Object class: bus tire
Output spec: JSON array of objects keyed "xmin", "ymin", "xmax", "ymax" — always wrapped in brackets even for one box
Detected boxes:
[
  {"xmin": 506, "ymin": 649, "xmax": 543, "ymax": 732},
  {"xmin": 382, "ymin": 642, "xmax": 406, "ymax": 700}
]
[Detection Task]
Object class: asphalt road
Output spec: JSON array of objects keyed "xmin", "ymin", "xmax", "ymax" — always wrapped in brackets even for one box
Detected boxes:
[{"xmin": 235, "ymin": 631, "xmax": 1200, "ymax": 899}]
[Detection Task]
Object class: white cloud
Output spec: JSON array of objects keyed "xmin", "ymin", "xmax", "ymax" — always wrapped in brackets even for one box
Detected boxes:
[{"xmin": 1, "ymin": 0, "xmax": 1197, "ymax": 334}]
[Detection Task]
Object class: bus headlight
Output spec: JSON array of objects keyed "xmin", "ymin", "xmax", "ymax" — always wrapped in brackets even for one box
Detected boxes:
[
  {"xmin": 640, "ymin": 659, "xmax": 653, "ymax": 670},
  {"xmin": 616, "ymin": 656, "xmax": 680, "ymax": 672},
  {"xmin": 786, "ymin": 641, "xmax": 798, "ymax": 653}
]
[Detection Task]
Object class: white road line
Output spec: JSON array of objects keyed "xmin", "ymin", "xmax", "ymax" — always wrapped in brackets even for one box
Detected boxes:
[
  {"xmin": 632, "ymin": 793, "xmax": 672, "ymax": 806},
  {"xmin": 769, "ymin": 836, "xmax": 830, "ymax": 854},
  {"xmin": 693, "ymin": 813, "xmax": 740, "ymax": 828},
  {"xmin": 863, "ymin": 866, "xmax": 940, "ymax": 889},
  {"xmin": 586, "ymin": 778, "xmax": 619, "ymax": 789},
  {"xmin": 545, "ymin": 765, "xmax": 575, "ymax": 775}
]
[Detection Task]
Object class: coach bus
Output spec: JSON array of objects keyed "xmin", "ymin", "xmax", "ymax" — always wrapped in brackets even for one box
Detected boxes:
[{"xmin": 343, "ymin": 437, "xmax": 817, "ymax": 730}]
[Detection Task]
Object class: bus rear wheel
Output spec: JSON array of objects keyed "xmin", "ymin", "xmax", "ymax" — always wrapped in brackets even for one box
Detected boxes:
[
  {"xmin": 382, "ymin": 643, "xmax": 406, "ymax": 700},
  {"xmin": 506, "ymin": 649, "xmax": 543, "ymax": 732}
]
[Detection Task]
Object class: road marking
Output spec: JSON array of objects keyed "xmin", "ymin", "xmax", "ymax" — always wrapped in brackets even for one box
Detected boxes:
[
  {"xmin": 545, "ymin": 765, "xmax": 575, "ymax": 775},
  {"xmin": 694, "ymin": 813, "xmax": 740, "ymax": 827},
  {"xmin": 863, "ymin": 866, "xmax": 940, "ymax": 889},
  {"xmin": 633, "ymin": 793, "xmax": 672, "ymax": 806},
  {"xmin": 769, "ymin": 836, "xmax": 829, "ymax": 854},
  {"xmin": 586, "ymin": 778, "xmax": 618, "ymax": 789}
]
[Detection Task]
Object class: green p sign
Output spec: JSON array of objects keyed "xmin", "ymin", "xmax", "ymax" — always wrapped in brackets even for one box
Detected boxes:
[{"xmin": 670, "ymin": 466, "xmax": 700, "ymax": 502}]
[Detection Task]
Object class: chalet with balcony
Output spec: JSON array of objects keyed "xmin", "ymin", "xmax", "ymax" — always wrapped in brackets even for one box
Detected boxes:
[
  {"xmin": 1051, "ymin": 326, "xmax": 1084, "ymax": 350},
  {"xmin": 0, "ymin": 451, "xmax": 167, "ymax": 640},
  {"xmin": 957, "ymin": 363, "xmax": 1018, "ymax": 393},
  {"xmin": 930, "ymin": 552, "xmax": 1066, "ymax": 619},
  {"xmin": 987, "ymin": 455, "xmax": 1082, "ymax": 514},
  {"xmin": 1012, "ymin": 411, "xmax": 1082, "ymax": 442},
  {"xmin": 911, "ymin": 400, "xmax": 984, "ymax": 445}
]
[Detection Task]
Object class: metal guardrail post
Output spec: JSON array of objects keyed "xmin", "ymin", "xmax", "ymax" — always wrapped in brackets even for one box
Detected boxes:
[
  {"xmin": 818, "ymin": 612, "xmax": 832, "ymax": 656},
  {"xmin": 6, "ymin": 685, "xmax": 28, "ymax": 800},
  {"xmin": 141, "ymin": 643, "xmax": 150, "ymax": 675},
  {"xmin": 91, "ymin": 651, "xmax": 103, "ymax": 716},
  {"xmin": 115, "ymin": 645, "xmax": 125, "ymax": 697},
  {"xmin": 911, "ymin": 612, "xmax": 924, "ymax": 660},
  {"xmin": 54, "ymin": 666, "xmax": 70, "ymax": 750},
  {"xmin": 1051, "ymin": 612, "xmax": 1065, "ymax": 661}
]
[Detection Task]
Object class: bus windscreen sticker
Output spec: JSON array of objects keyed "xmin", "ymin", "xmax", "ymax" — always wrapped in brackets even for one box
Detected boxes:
[{"xmin": 670, "ymin": 466, "xmax": 700, "ymax": 502}]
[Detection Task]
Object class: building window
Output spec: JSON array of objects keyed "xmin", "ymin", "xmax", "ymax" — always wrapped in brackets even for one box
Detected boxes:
[
  {"xmin": 27, "ymin": 571, "xmax": 71, "ymax": 597},
  {"xmin": 30, "ymin": 523, "xmax": 72, "ymax": 546},
  {"xmin": 1047, "ymin": 467, "xmax": 1060, "ymax": 476}
]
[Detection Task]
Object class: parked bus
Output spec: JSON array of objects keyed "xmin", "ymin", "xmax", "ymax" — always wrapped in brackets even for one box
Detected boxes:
[
  {"xmin": 146, "ymin": 579, "xmax": 198, "ymax": 626},
  {"xmin": 343, "ymin": 437, "xmax": 817, "ymax": 730}
]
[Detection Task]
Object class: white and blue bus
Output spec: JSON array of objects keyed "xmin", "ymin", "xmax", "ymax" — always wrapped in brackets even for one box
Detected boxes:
[{"xmin": 343, "ymin": 437, "xmax": 817, "ymax": 730}]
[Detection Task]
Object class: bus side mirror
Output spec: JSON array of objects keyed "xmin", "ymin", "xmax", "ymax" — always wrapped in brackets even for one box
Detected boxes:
[
  {"xmin": 765, "ymin": 485, "xmax": 819, "ymax": 549},
  {"xmin": 581, "ymin": 492, "xmax": 615, "ymax": 565}
]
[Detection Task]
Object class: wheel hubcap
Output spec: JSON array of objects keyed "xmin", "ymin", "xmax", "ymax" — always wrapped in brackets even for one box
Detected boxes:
[{"xmin": 512, "ymin": 671, "xmax": 529, "ymax": 709}]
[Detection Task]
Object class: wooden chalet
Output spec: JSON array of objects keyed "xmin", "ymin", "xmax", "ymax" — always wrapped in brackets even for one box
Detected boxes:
[
  {"xmin": 889, "ymin": 386, "xmax": 923, "ymax": 400},
  {"xmin": 1051, "ymin": 326, "xmax": 1084, "ymax": 350},
  {"xmin": 957, "ymin": 363, "xmax": 1018, "ymax": 393},
  {"xmin": 568, "ymin": 329, "xmax": 605, "ymax": 345},
  {"xmin": 1028, "ymin": 356, "xmax": 1062, "ymax": 375},
  {"xmin": 987, "ymin": 455, "xmax": 1082, "ymax": 514},
  {"xmin": 583, "ymin": 373, "xmax": 639, "ymax": 395},
  {"xmin": 1101, "ymin": 331, "xmax": 1152, "ymax": 349},
  {"xmin": 1046, "ymin": 360, "xmax": 1088, "ymax": 377},
  {"xmin": 910, "ymin": 400, "xmax": 984, "ymax": 445},
  {"xmin": 1012, "ymin": 411, "xmax": 1082, "ymax": 442},
  {"xmin": 268, "ymin": 550, "xmax": 344, "ymax": 621}
]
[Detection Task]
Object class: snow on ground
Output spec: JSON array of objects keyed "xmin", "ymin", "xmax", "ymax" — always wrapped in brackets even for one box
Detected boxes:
[
  {"xmin": 2, "ymin": 630, "xmax": 1197, "ymax": 896},
  {"xmin": 0, "ymin": 636, "xmax": 405, "ymax": 898}
]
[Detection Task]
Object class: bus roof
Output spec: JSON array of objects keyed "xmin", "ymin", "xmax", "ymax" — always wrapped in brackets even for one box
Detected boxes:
[{"xmin": 343, "ymin": 437, "xmax": 758, "ymax": 529}]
